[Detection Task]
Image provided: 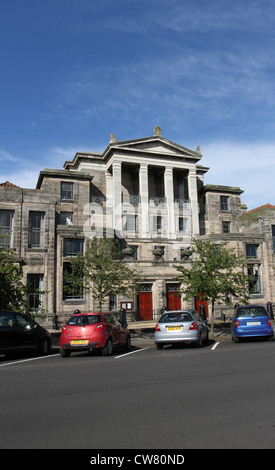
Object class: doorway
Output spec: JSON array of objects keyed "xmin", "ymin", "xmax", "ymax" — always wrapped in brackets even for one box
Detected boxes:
[
  {"xmin": 166, "ymin": 284, "xmax": 181, "ymax": 311},
  {"xmin": 137, "ymin": 285, "xmax": 153, "ymax": 320}
]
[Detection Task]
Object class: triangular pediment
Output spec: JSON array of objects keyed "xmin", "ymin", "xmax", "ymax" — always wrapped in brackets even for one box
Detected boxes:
[
  {"xmin": 63, "ymin": 131, "xmax": 203, "ymax": 171},
  {"xmin": 105, "ymin": 135, "xmax": 202, "ymax": 163}
]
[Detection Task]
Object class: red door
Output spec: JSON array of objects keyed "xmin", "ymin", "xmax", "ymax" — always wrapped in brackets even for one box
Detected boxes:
[
  {"xmin": 167, "ymin": 291, "xmax": 181, "ymax": 310},
  {"xmin": 138, "ymin": 291, "xmax": 153, "ymax": 321}
]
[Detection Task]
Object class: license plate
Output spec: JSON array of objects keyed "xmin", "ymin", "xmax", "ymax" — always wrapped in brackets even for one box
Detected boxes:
[
  {"xmin": 167, "ymin": 327, "xmax": 182, "ymax": 331},
  {"xmin": 70, "ymin": 340, "xmax": 89, "ymax": 345},
  {"xmin": 247, "ymin": 322, "xmax": 261, "ymax": 326}
]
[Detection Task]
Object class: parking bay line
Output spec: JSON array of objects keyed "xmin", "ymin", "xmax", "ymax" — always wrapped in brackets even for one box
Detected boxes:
[
  {"xmin": 114, "ymin": 347, "xmax": 151, "ymax": 359},
  {"xmin": 211, "ymin": 342, "xmax": 220, "ymax": 351},
  {"xmin": 0, "ymin": 354, "xmax": 60, "ymax": 367}
]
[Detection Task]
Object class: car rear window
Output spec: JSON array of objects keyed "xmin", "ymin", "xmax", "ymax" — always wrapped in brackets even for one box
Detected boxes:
[
  {"xmin": 236, "ymin": 307, "xmax": 268, "ymax": 318},
  {"xmin": 67, "ymin": 315, "xmax": 101, "ymax": 326},
  {"xmin": 159, "ymin": 312, "xmax": 193, "ymax": 323}
]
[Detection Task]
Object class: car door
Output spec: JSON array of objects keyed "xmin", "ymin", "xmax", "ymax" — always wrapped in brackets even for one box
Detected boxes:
[
  {"xmin": 14, "ymin": 313, "xmax": 38, "ymax": 350},
  {"xmin": 105, "ymin": 314, "xmax": 125, "ymax": 347}
]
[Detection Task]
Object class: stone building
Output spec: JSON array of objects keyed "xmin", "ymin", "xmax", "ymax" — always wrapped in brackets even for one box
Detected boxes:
[{"xmin": 0, "ymin": 127, "xmax": 274, "ymax": 326}]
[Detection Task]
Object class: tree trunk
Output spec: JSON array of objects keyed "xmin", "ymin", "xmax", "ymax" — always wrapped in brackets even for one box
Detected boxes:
[{"xmin": 210, "ymin": 299, "xmax": 215, "ymax": 338}]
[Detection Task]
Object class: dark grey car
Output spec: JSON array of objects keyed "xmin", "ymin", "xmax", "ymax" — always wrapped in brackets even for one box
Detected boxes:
[{"xmin": 155, "ymin": 309, "xmax": 209, "ymax": 349}]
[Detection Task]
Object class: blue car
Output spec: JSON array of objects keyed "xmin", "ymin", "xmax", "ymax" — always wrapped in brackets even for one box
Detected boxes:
[{"xmin": 231, "ymin": 305, "xmax": 274, "ymax": 343}]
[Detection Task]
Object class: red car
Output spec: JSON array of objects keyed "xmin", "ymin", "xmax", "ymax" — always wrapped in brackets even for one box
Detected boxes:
[{"xmin": 59, "ymin": 312, "xmax": 131, "ymax": 357}]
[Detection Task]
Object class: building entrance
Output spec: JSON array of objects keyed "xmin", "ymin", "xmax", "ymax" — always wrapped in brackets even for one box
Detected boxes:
[
  {"xmin": 166, "ymin": 284, "xmax": 181, "ymax": 311},
  {"xmin": 137, "ymin": 285, "xmax": 153, "ymax": 320}
]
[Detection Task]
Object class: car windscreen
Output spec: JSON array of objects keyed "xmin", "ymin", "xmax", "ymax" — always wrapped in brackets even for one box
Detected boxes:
[
  {"xmin": 159, "ymin": 312, "xmax": 193, "ymax": 323},
  {"xmin": 67, "ymin": 315, "xmax": 101, "ymax": 326},
  {"xmin": 236, "ymin": 307, "xmax": 268, "ymax": 318}
]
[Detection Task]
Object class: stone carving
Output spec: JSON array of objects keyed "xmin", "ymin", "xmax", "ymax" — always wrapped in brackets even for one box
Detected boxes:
[{"xmin": 154, "ymin": 125, "xmax": 162, "ymax": 136}]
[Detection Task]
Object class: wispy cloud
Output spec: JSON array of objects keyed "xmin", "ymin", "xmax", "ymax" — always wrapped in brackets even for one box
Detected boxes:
[
  {"xmin": 202, "ymin": 141, "xmax": 275, "ymax": 209},
  {"xmin": 85, "ymin": 0, "xmax": 275, "ymax": 34},
  {"xmin": 53, "ymin": 42, "xmax": 274, "ymax": 132}
]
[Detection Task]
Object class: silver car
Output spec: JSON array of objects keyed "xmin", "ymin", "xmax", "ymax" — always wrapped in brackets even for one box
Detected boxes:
[{"xmin": 155, "ymin": 310, "xmax": 209, "ymax": 349}]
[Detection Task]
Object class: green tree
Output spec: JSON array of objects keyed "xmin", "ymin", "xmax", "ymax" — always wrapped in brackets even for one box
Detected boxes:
[
  {"xmin": 173, "ymin": 239, "xmax": 250, "ymax": 336},
  {"xmin": 0, "ymin": 243, "xmax": 25, "ymax": 311},
  {"xmin": 64, "ymin": 236, "xmax": 143, "ymax": 311},
  {"xmin": 0, "ymin": 235, "xmax": 46, "ymax": 316}
]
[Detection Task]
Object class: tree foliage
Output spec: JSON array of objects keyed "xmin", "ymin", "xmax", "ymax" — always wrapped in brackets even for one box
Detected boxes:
[
  {"xmin": 173, "ymin": 239, "xmax": 250, "ymax": 335},
  {"xmin": 0, "ymin": 243, "xmax": 25, "ymax": 311},
  {"xmin": 0, "ymin": 235, "xmax": 46, "ymax": 316},
  {"xmin": 64, "ymin": 236, "xmax": 143, "ymax": 311}
]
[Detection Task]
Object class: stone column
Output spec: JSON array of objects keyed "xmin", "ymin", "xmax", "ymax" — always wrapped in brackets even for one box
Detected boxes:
[
  {"xmin": 112, "ymin": 161, "xmax": 122, "ymax": 234},
  {"xmin": 188, "ymin": 168, "xmax": 200, "ymax": 236},
  {"xmin": 139, "ymin": 164, "xmax": 149, "ymax": 237},
  {"xmin": 164, "ymin": 166, "xmax": 176, "ymax": 238}
]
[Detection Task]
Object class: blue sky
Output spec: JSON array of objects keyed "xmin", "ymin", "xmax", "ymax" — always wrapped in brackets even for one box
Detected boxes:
[{"xmin": 1, "ymin": 0, "xmax": 275, "ymax": 209}]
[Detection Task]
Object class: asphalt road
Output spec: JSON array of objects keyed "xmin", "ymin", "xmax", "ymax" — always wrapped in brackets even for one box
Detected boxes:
[{"xmin": 1, "ymin": 338, "xmax": 275, "ymax": 451}]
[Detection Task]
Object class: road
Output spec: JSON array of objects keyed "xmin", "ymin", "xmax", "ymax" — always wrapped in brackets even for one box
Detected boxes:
[{"xmin": 1, "ymin": 338, "xmax": 275, "ymax": 451}]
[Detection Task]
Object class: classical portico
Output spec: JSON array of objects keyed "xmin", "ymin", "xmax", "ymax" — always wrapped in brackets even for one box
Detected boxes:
[{"xmin": 104, "ymin": 128, "xmax": 205, "ymax": 239}]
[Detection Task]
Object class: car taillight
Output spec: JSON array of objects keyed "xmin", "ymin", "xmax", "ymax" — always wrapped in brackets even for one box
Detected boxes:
[
  {"xmin": 62, "ymin": 326, "xmax": 67, "ymax": 331},
  {"xmin": 267, "ymin": 318, "xmax": 272, "ymax": 326},
  {"xmin": 155, "ymin": 324, "xmax": 161, "ymax": 332},
  {"xmin": 189, "ymin": 322, "xmax": 197, "ymax": 330},
  {"xmin": 95, "ymin": 324, "xmax": 105, "ymax": 330},
  {"xmin": 234, "ymin": 319, "xmax": 240, "ymax": 327}
]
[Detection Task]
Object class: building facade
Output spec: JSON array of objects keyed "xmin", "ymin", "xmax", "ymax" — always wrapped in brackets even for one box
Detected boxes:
[{"xmin": 1, "ymin": 127, "xmax": 275, "ymax": 326}]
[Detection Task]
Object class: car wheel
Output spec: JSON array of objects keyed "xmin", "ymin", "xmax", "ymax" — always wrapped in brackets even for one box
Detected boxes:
[
  {"xmin": 102, "ymin": 338, "xmax": 112, "ymax": 356},
  {"xmin": 156, "ymin": 343, "xmax": 163, "ymax": 349},
  {"xmin": 124, "ymin": 335, "xmax": 131, "ymax": 351},
  {"xmin": 60, "ymin": 348, "xmax": 71, "ymax": 358},
  {"xmin": 39, "ymin": 339, "xmax": 50, "ymax": 356},
  {"xmin": 232, "ymin": 334, "xmax": 240, "ymax": 343}
]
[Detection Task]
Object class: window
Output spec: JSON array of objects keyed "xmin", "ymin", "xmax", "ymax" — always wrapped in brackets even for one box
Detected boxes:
[
  {"xmin": 60, "ymin": 212, "xmax": 73, "ymax": 226},
  {"xmin": 60, "ymin": 182, "xmax": 74, "ymax": 200},
  {"xmin": 179, "ymin": 217, "xmax": 187, "ymax": 233},
  {"xmin": 248, "ymin": 264, "xmax": 261, "ymax": 294},
  {"xmin": 222, "ymin": 221, "xmax": 231, "ymax": 233},
  {"xmin": 63, "ymin": 238, "xmax": 84, "ymax": 257},
  {"xmin": 246, "ymin": 244, "xmax": 259, "ymax": 258},
  {"xmin": 220, "ymin": 196, "xmax": 229, "ymax": 211},
  {"xmin": 27, "ymin": 274, "xmax": 44, "ymax": 311},
  {"xmin": 15, "ymin": 313, "xmax": 34, "ymax": 328},
  {"xmin": 109, "ymin": 295, "xmax": 118, "ymax": 311},
  {"xmin": 0, "ymin": 210, "xmax": 14, "ymax": 247},
  {"xmin": 63, "ymin": 263, "xmax": 84, "ymax": 300},
  {"xmin": 153, "ymin": 215, "xmax": 162, "ymax": 233},
  {"xmin": 0, "ymin": 311, "xmax": 15, "ymax": 328},
  {"xmin": 28, "ymin": 212, "xmax": 45, "ymax": 248},
  {"xmin": 68, "ymin": 314, "xmax": 101, "ymax": 325},
  {"xmin": 126, "ymin": 215, "xmax": 137, "ymax": 232}
]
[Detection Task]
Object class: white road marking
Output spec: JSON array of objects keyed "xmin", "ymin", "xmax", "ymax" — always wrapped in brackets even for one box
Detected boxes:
[
  {"xmin": 114, "ymin": 347, "xmax": 151, "ymax": 359},
  {"xmin": 0, "ymin": 354, "xmax": 60, "ymax": 367},
  {"xmin": 211, "ymin": 342, "xmax": 220, "ymax": 350}
]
